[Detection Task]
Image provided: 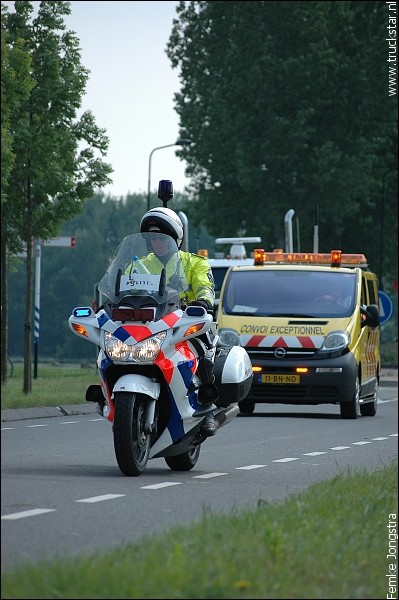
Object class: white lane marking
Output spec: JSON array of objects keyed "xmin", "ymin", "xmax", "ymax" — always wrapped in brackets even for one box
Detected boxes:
[
  {"xmin": 192, "ymin": 473, "xmax": 228, "ymax": 479},
  {"xmin": 372, "ymin": 437, "xmax": 389, "ymax": 440},
  {"xmin": 140, "ymin": 482, "xmax": 182, "ymax": 490},
  {"xmin": 2, "ymin": 508, "xmax": 56, "ymax": 520},
  {"xmin": 352, "ymin": 441, "xmax": 372, "ymax": 445},
  {"xmin": 236, "ymin": 465, "xmax": 267, "ymax": 470},
  {"xmin": 303, "ymin": 452, "xmax": 327, "ymax": 456},
  {"xmin": 1, "ymin": 427, "xmax": 16, "ymax": 430},
  {"xmin": 59, "ymin": 421, "xmax": 78, "ymax": 425},
  {"xmin": 26, "ymin": 424, "xmax": 48, "ymax": 428},
  {"xmin": 330, "ymin": 446, "xmax": 350, "ymax": 450},
  {"xmin": 273, "ymin": 458, "xmax": 299, "ymax": 463},
  {"xmin": 76, "ymin": 494, "xmax": 126, "ymax": 503},
  {"xmin": 390, "ymin": 433, "xmax": 398, "ymax": 437}
]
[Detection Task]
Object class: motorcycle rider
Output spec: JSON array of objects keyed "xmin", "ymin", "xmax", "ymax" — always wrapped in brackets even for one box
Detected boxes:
[{"xmin": 139, "ymin": 207, "xmax": 219, "ymax": 437}]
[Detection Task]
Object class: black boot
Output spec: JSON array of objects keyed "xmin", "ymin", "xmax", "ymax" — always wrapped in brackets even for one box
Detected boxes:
[
  {"xmin": 200, "ymin": 413, "xmax": 217, "ymax": 437},
  {"xmin": 198, "ymin": 381, "xmax": 219, "ymax": 403},
  {"xmin": 195, "ymin": 344, "xmax": 219, "ymax": 436},
  {"xmin": 198, "ymin": 380, "xmax": 219, "ymax": 437}
]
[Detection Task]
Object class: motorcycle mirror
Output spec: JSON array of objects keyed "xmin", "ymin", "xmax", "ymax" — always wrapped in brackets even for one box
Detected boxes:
[{"xmin": 158, "ymin": 180, "xmax": 173, "ymax": 207}]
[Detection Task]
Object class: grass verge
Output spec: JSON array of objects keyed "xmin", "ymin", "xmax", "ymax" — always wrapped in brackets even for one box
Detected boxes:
[{"xmin": 1, "ymin": 364, "xmax": 97, "ymax": 410}]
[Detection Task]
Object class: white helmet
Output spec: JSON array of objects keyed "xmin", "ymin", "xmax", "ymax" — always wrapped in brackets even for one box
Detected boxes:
[{"xmin": 140, "ymin": 207, "xmax": 184, "ymax": 248}]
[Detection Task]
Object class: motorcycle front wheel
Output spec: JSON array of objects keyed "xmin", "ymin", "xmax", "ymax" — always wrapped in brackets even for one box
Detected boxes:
[
  {"xmin": 113, "ymin": 392, "xmax": 150, "ymax": 476},
  {"xmin": 164, "ymin": 445, "xmax": 201, "ymax": 471}
]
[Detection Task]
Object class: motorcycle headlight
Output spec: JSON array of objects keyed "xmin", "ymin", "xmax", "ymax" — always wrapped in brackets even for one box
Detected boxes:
[
  {"xmin": 320, "ymin": 330, "xmax": 350, "ymax": 353},
  {"xmin": 218, "ymin": 328, "xmax": 241, "ymax": 348},
  {"xmin": 104, "ymin": 331, "xmax": 166, "ymax": 362}
]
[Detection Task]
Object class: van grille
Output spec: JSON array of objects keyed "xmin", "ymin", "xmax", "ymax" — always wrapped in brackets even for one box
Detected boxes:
[{"xmin": 246, "ymin": 348, "xmax": 317, "ymax": 361}]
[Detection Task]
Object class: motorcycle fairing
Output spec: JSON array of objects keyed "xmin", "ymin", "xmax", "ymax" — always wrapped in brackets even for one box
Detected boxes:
[{"xmin": 95, "ymin": 308, "xmax": 184, "ymax": 344}]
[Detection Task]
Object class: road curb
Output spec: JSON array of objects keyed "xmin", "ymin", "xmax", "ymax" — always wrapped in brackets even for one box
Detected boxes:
[{"xmin": 1, "ymin": 403, "xmax": 96, "ymax": 423}]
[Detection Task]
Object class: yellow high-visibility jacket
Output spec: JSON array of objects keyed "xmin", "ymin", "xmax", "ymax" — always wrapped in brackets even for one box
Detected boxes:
[{"xmin": 126, "ymin": 251, "xmax": 215, "ymax": 308}]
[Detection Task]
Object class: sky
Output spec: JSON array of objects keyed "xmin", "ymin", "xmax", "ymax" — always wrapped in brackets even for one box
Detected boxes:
[
  {"xmin": 9, "ymin": 1, "xmax": 190, "ymax": 198},
  {"xmin": 65, "ymin": 1, "xmax": 189, "ymax": 198}
]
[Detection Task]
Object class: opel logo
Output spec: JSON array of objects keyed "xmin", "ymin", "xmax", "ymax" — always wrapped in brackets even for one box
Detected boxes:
[{"xmin": 274, "ymin": 347, "xmax": 286, "ymax": 359}]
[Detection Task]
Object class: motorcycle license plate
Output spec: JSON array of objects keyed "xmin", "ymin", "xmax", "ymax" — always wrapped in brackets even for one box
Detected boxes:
[{"xmin": 260, "ymin": 374, "xmax": 300, "ymax": 384}]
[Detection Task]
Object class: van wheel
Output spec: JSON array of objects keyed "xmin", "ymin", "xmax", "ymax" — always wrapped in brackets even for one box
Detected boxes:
[
  {"xmin": 360, "ymin": 379, "xmax": 378, "ymax": 417},
  {"xmin": 340, "ymin": 376, "xmax": 360, "ymax": 419},
  {"xmin": 239, "ymin": 400, "xmax": 255, "ymax": 415}
]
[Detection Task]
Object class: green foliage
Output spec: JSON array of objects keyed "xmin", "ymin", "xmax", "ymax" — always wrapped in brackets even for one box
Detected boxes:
[
  {"xmin": 167, "ymin": 1, "xmax": 397, "ymax": 286},
  {"xmin": 3, "ymin": 0, "xmax": 113, "ymax": 247},
  {"xmin": 1, "ymin": 460, "xmax": 397, "ymax": 598},
  {"xmin": 1, "ymin": 3, "xmax": 34, "ymax": 209},
  {"xmin": 1, "ymin": 1, "xmax": 113, "ymax": 390}
]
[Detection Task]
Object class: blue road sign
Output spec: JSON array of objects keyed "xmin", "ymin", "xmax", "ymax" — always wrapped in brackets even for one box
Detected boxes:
[{"xmin": 378, "ymin": 291, "xmax": 394, "ymax": 325}]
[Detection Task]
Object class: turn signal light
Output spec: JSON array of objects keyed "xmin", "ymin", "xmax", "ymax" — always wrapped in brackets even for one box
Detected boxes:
[
  {"xmin": 184, "ymin": 323, "xmax": 206, "ymax": 337},
  {"xmin": 71, "ymin": 323, "xmax": 89, "ymax": 337}
]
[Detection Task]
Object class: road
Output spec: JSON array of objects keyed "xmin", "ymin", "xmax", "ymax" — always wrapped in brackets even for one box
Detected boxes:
[{"xmin": 1, "ymin": 388, "xmax": 397, "ymax": 574}]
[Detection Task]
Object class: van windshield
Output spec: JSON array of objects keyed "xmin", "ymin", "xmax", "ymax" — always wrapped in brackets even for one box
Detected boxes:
[{"xmin": 222, "ymin": 270, "xmax": 356, "ymax": 317}]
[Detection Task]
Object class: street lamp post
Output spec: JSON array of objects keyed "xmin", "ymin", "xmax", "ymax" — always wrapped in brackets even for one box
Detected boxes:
[{"xmin": 147, "ymin": 138, "xmax": 191, "ymax": 211}]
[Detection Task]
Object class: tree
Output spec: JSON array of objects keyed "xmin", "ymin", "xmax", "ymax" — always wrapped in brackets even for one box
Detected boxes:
[
  {"xmin": 167, "ymin": 1, "xmax": 397, "ymax": 283},
  {"xmin": 1, "ymin": 1, "xmax": 34, "ymax": 383},
  {"xmin": 2, "ymin": 1, "xmax": 113, "ymax": 391}
]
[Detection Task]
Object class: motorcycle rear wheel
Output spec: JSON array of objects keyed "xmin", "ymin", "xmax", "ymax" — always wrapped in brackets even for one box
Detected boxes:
[
  {"xmin": 113, "ymin": 392, "xmax": 150, "ymax": 476},
  {"xmin": 164, "ymin": 445, "xmax": 201, "ymax": 471}
]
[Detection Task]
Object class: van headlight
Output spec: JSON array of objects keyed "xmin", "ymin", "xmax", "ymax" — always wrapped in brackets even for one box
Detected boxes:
[
  {"xmin": 218, "ymin": 328, "xmax": 241, "ymax": 348},
  {"xmin": 104, "ymin": 331, "xmax": 166, "ymax": 362},
  {"xmin": 320, "ymin": 330, "xmax": 350, "ymax": 353}
]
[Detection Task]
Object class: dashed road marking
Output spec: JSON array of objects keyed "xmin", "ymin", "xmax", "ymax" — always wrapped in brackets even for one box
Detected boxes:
[
  {"xmin": 2, "ymin": 508, "xmax": 56, "ymax": 520},
  {"xmin": 192, "ymin": 473, "xmax": 228, "ymax": 479},
  {"xmin": 236, "ymin": 465, "xmax": 267, "ymax": 470},
  {"xmin": 141, "ymin": 482, "xmax": 182, "ymax": 490},
  {"xmin": 303, "ymin": 451, "xmax": 327, "ymax": 456},
  {"xmin": 76, "ymin": 494, "xmax": 126, "ymax": 503}
]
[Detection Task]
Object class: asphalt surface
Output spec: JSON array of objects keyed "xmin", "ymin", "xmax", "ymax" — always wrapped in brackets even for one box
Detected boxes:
[{"xmin": 1, "ymin": 368, "xmax": 397, "ymax": 423}]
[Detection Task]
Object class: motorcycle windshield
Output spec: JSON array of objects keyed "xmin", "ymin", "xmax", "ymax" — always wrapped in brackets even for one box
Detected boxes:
[{"xmin": 98, "ymin": 232, "xmax": 189, "ymax": 305}]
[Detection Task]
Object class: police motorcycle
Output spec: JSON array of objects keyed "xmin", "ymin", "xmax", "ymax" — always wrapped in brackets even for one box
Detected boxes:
[{"xmin": 68, "ymin": 181, "xmax": 253, "ymax": 476}]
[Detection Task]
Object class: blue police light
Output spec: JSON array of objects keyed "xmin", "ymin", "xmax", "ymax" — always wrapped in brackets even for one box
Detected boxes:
[
  {"xmin": 186, "ymin": 305, "xmax": 207, "ymax": 317},
  {"xmin": 73, "ymin": 307, "xmax": 92, "ymax": 318}
]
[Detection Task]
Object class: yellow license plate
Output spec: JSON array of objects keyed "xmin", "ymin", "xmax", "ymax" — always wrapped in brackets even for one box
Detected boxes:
[{"xmin": 261, "ymin": 374, "xmax": 300, "ymax": 384}]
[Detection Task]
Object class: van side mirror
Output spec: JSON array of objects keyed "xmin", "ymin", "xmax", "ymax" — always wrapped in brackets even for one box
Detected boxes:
[{"xmin": 360, "ymin": 304, "xmax": 380, "ymax": 329}]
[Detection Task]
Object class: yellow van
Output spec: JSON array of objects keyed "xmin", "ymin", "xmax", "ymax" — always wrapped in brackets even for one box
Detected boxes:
[{"xmin": 217, "ymin": 249, "xmax": 380, "ymax": 419}]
